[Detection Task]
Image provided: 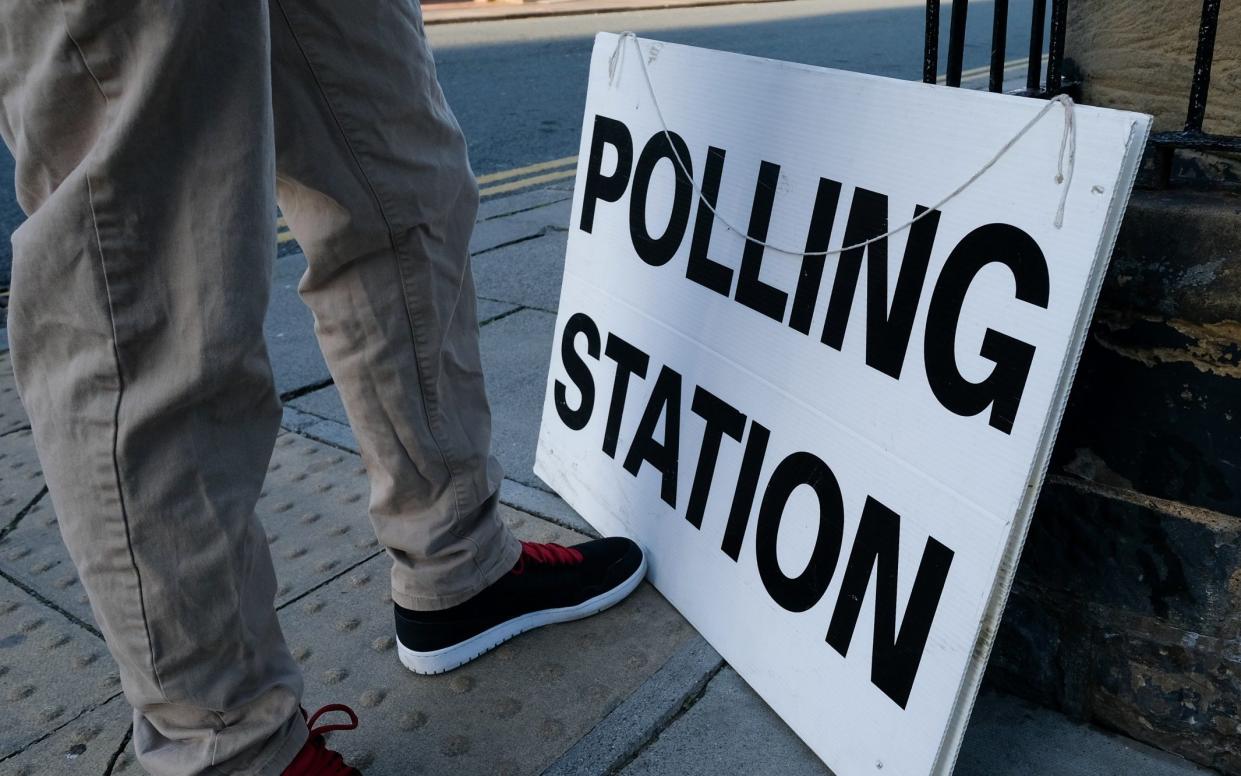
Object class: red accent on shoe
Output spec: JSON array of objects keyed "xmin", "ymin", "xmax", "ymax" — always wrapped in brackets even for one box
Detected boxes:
[
  {"xmin": 511, "ymin": 541, "xmax": 585, "ymax": 575},
  {"xmin": 282, "ymin": 704, "xmax": 361, "ymax": 776}
]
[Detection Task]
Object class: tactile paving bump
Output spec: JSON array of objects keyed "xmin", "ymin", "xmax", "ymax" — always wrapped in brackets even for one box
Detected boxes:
[
  {"xmin": 285, "ymin": 504, "xmax": 695, "ymax": 776},
  {"xmin": 0, "ymin": 430, "xmax": 377, "ymax": 628},
  {"xmin": 0, "ymin": 350, "xmax": 30, "ymax": 435},
  {"xmin": 0, "ymin": 575, "xmax": 121, "ymax": 761},
  {"xmin": 261, "ymin": 432, "xmax": 378, "ymax": 605},
  {"xmin": 1, "ymin": 695, "xmax": 136, "ymax": 776}
]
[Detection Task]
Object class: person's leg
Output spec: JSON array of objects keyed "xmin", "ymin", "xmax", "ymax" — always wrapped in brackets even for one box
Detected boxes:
[
  {"xmin": 269, "ymin": 0, "xmax": 522, "ymax": 612},
  {"xmin": 270, "ymin": 1, "xmax": 647, "ymax": 677},
  {"xmin": 0, "ymin": 2, "xmax": 305, "ymax": 773}
]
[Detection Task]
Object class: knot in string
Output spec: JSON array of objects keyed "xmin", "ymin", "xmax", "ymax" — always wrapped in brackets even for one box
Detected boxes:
[{"xmin": 607, "ymin": 31, "xmax": 1078, "ymax": 258}]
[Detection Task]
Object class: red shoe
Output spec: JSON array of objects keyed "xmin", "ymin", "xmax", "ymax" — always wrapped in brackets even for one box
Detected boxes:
[{"xmin": 282, "ymin": 704, "xmax": 361, "ymax": 775}]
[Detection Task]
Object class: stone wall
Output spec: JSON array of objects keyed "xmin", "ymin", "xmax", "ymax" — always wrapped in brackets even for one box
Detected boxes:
[
  {"xmin": 989, "ymin": 189, "xmax": 1241, "ymax": 774},
  {"xmin": 989, "ymin": 8, "xmax": 1241, "ymax": 772},
  {"xmin": 1065, "ymin": 0, "xmax": 1239, "ymax": 185},
  {"xmin": 1065, "ymin": 0, "xmax": 1239, "ymax": 133}
]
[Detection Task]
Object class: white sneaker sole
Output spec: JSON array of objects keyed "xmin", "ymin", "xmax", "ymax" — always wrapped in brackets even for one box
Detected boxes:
[{"xmin": 397, "ymin": 551, "xmax": 648, "ymax": 676}]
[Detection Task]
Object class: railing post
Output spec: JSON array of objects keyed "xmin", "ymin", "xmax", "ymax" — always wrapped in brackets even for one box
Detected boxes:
[
  {"xmin": 1026, "ymin": 0, "xmax": 1046, "ymax": 92},
  {"xmin": 1186, "ymin": 0, "xmax": 1221, "ymax": 132},
  {"xmin": 946, "ymin": 0, "xmax": 968, "ymax": 87},
  {"xmin": 924, "ymin": 0, "xmax": 941, "ymax": 84},
  {"xmin": 989, "ymin": 0, "xmax": 1010, "ymax": 92},
  {"xmin": 1046, "ymin": 0, "xmax": 1067, "ymax": 93}
]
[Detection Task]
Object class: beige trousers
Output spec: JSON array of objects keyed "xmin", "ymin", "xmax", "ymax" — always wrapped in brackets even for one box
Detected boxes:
[{"xmin": 0, "ymin": 0, "xmax": 521, "ymax": 773}]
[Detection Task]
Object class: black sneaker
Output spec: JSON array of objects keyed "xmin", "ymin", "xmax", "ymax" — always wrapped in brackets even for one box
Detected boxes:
[{"xmin": 394, "ymin": 537, "xmax": 646, "ymax": 674}]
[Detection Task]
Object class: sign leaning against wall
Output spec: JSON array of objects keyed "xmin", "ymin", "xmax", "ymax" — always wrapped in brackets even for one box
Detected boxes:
[{"xmin": 535, "ymin": 33, "xmax": 1151, "ymax": 776}]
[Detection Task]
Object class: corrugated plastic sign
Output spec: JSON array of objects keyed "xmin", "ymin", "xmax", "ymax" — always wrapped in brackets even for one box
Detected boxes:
[{"xmin": 535, "ymin": 34, "xmax": 1150, "ymax": 776}]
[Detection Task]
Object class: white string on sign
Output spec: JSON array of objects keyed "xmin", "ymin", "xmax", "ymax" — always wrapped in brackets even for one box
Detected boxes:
[{"xmin": 606, "ymin": 31, "xmax": 1078, "ymax": 260}]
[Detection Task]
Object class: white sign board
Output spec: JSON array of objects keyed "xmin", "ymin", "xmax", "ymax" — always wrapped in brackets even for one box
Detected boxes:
[{"xmin": 535, "ymin": 34, "xmax": 1149, "ymax": 776}]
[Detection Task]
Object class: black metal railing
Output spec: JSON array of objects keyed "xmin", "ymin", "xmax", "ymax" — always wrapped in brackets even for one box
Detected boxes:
[
  {"xmin": 922, "ymin": 0, "xmax": 1068, "ymax": 96},
  {"xmin": 923, "ymin": 0, "xmax": 1239, "ymax": 188}
]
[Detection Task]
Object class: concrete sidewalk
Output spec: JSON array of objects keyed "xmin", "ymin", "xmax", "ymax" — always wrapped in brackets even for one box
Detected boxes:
[{"xmin": 0, "ymin": 184, "xmax": 1217, "ymax": 775}]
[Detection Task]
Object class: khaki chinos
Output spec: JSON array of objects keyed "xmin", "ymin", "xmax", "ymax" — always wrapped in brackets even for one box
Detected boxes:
[{"xmin": 0, "ymin": 0, "xmax": 521, "ymax": 772}]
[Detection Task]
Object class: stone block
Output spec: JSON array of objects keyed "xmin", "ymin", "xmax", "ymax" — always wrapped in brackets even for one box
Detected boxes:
[
  {"xmin": 993, "ymin": 476, "xmax": 1241, "ymax": 773},
  {"xmin": 1066, "ymin": 0, "xmax": 1239, "ymax": 136}
]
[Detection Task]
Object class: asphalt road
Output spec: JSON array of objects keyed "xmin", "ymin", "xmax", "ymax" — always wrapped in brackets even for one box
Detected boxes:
[{"xmin": 0, "ymin": 0, "xmax": 1037, "ymax": 290}]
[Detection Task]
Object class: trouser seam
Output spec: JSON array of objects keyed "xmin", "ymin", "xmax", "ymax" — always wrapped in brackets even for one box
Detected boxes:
[
  {"xmin": 54, "ymin": 0, "xmax": 168, "ymax": 703},
  {"xmin": 271, "ymin": 0, "xmax": 488, "ymax": 580}
]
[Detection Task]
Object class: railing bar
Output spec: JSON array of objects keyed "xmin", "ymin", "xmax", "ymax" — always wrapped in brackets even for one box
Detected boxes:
[
  {"xmin": 924, "ymin": 0, "xmax": 941, "ymax": 84},
  {"xmin": 1026, "ymin": 0, "xmax": 1046, "ymax": 91},
  {"xmin": 1046, "ymin": 0, "xmax": 1067, "ymax": 93},
  {"xmin": 1186, "ymin": 0, "xmax": 1221, "ymax": 132},
  {"xmin": 946, "ymin": 0, "xmax": 968, "ymax": 87},
  {"xmin": 1150, "ymin": 131, "xmax": 1241, "ymax": 153},
  {"xmin": 989, "ymin": 0, "xmax": 1010, "ymax": 92}
]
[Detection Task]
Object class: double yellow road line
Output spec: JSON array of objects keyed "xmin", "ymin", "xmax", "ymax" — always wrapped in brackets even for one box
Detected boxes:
[
  {"xmin": 276, "ymin": 215, "xmax": 295, "ymax": 245},
  {"xmin": 477, "ymin": 155, "xmax": 578, "ymax": 198},
  {"xmin": 936, "ymin": 56, "xmax": 1046, "ymax": 86}
]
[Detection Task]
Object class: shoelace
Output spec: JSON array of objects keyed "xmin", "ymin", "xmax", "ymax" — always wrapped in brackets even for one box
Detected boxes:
[
  {"xmin": 283, "ymin": 704, "xmax": 360, "ymax": 776},
  {"xmin": 511, "ymin": 541, "xmax": 584, "ymax": 575}
]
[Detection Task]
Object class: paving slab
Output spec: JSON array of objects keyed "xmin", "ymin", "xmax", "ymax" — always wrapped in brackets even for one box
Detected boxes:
[
  {"xmin": 619, "ymin": 667, "xmax": 1218, "ymax": 776},
  {"xmin": 477, "ymin": 298, "xmax": 522, "ymax": 323},
  {"xmin": 1, "ymin": 694, "xmax": 135, "ymax": 776},
  {"xmin": 477, "ymin": 188, "xmax": 572, "ymax": 222},
  {"xmin": 0, "ymin": 575, "xmax": 120, "ymax": 762},
  {"xmin": 261, "ymin": 433, "xmax": 380, "ymax": 603},
  {"xmin": 0, "ymin": 495, "xmax": 91, "ymax": 631},
  {"xmin": 618, "ymin": 667, "xmax": 828, "ymax": 776},
  {"xmin": 0, "ymin": 431, "xmax": 378, "ymax": 627},
  {"xmin": 1, "ymin": 428, "xmax": 45, "ymax": 531},
  {"xmin": 473, "ymin": 230, "xmax": 567, "ymax": 312},
  {"xmin": 286, "ymin": 385, "xmax": 349, "ymax": 429},
  {"xmin": 545, "ymin": 635, "xmax": 723, "ymax": 776},
  {"xmin": 470, "ymin": 219, "xmax": 553, "ymax": 257},
  {"xmin": 284, "ymin": 503, "xmax": 695, "ymax": 776},
  {"xmin": 469, "ymin": 200, "xmax": 570, "ymax": 256},
  {"xmin": 956, "ymin": 687, "xmax": 1217, "ymax": 776},
  {"xmin": 288, "ymin": 413, "xmax": 361, "ymax": 454},
  {"xmin": 479, "ymin": 309, "xmax": 557, "ymax": 490},
  {"xmin": 0, "ymin": 349, "xmax": 29, "ymax": 434}
]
